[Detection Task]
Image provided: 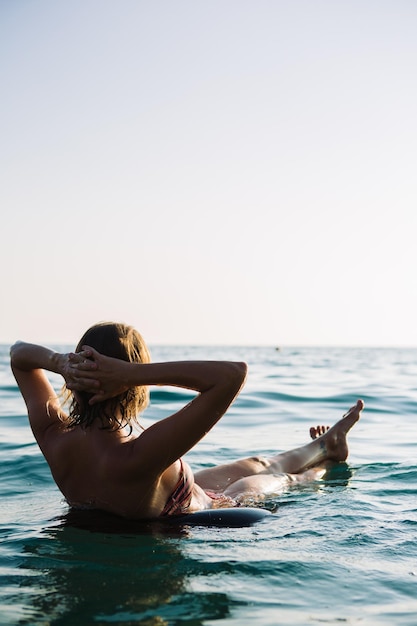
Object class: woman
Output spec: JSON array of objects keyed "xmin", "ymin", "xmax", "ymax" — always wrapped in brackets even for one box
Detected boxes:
[{"xmin": 10, "ymin": 321, "xmax": 363, "ymax": 520}]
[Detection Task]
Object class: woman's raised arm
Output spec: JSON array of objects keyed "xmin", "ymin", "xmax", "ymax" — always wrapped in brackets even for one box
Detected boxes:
[
  {"xmin": 69, "ymin": 346, "xmax": 246, "ymax": 401},
  {"xmin": 10, "ymin": 341, "xmax": 88, "ymax": 388},
  {"xmin": 10, "ymin": 342, "xmax": 79, "ymax": 444},
  {"xmin": 70, "ymin": 347, "xmax": 248, "ymax": 470}
]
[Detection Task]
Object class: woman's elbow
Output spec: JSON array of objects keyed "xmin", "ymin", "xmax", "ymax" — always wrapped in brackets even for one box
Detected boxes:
[
  {"xmin": 10, "ymin": 341, "xmax": 30, "ymax": 370},
  {"xmin": 229, "ymin": 361, "xmax": 248, "ymax": 391},
  {"xmin": 237, "ymin": 361, "xmax": 248, "ymax": 379},
  {"xmin": 10, "ymin": 341, "xmax": 22, "ymax": 364}
]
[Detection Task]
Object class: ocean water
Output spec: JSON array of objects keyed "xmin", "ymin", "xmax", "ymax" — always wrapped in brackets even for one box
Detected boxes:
[{"xmin": 1, "ymin": 344, "xmax": 417, "ymax": 625}]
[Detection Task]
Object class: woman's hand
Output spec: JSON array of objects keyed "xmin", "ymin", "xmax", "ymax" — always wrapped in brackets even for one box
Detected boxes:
[
  {"xmin": 66, "ymin": 346, "xmax": 131, "ymax": 403},
  {"xmin": 58, "ymin": 349, "xmax": 98, "ymax": 395}
]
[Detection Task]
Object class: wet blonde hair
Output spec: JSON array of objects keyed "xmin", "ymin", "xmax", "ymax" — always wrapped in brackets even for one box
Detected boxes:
[{"xmin": 64, "ymin": 322, "xmax": 151, "ymax": 433}]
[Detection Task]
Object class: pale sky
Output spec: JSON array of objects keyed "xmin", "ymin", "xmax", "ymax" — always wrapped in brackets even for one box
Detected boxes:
[{"xmin": 1, "ymin": 0, "xmax": 417, "ymax": 346}]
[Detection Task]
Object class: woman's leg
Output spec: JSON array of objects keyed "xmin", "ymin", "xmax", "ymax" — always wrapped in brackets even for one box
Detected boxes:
[
  {"xmin": 194, "ymin": 400, "xmax": 363, "ymax": 492},
  {"xmin": 223, "ymin": 466, "xmax": 326, "ymax": 502}
]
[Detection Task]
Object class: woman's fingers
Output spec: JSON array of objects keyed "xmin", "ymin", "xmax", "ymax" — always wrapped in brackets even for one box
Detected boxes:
[
  {"xmin": 67, "ymin": 346, "xmax": 126, "ymax": 401},
  {"xmin": 68, "ymin": 352, "xmax": 97, "ymax": 371}
]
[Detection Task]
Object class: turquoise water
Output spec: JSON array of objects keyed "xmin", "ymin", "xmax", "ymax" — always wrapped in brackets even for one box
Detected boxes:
[{"xmin": 1, "ymin": 344, "xmax": 417, "ymax": 625}]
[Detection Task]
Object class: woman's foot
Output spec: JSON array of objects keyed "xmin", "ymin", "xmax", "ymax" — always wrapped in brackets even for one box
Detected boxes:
[
  {"xmin": 310, "ymin": 425, "xmax": 329, "ymax": 440},
  {"xmin": 315, "ymin": 400, "xmax": 363, "ymax": 462}
]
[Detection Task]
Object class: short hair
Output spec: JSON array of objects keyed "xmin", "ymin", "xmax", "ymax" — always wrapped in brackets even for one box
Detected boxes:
[{"xmin": 64, "ymin": 322, "xmax": 150, "ymax": 433}]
